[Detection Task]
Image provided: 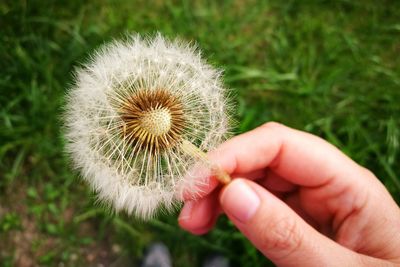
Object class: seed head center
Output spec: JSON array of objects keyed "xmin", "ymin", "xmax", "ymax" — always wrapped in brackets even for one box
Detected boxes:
[
  {"xmin": 140, "ymin": 108, "xmax": 172, "ymax": 136},
  {"xmin": 118, "ymin": 88, "xmax": 185, "ymax": 154}
]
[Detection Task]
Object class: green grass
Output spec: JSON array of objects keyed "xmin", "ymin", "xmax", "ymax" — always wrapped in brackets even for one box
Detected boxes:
[{"xmin": 1, "ymin": 0, "xmax": 399, "ymax": 266}]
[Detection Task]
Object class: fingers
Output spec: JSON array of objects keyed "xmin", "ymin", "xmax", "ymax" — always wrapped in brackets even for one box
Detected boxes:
[
  {"xmin": 179, "ymin": 121, "xmax": 369, "ymax": 232},
  {"xmin": 179, "ymin": 123, "xmax": 400, "ymax": 264},
  {"xmin": 181, "ymin": 165, "xmax": 267, "ymax": 201},
  {"xmin": 183, "ymin": 122, "xmax": 373, "ymax": 200},
  {"xmin": 178, "ymin": 171, "xmax": 297, "ymax": 234},
  {"xmin": 178, "ymin": 189, "xmax": 221, "ymax": 235},
  {"xmin": 259, "ymin": 170, "xmax": 296, "ymax": 193},
  {"xmin": 216, "ymin": 122, "xmax": 370, "ymax": 186},
  {"xmin": 220, "ymin": 179, "xmax": 361, "ymax": 266}
]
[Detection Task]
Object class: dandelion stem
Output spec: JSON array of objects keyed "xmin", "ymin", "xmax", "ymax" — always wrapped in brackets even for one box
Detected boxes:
[{"xmin": 181, "ymin": 139, "xmax": 231, "ymax": 184}]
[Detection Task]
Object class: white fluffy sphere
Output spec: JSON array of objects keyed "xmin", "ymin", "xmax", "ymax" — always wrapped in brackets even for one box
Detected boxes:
[{"xmin": 64, "ymin": 34, "xmax": 230, "ymax": 219}]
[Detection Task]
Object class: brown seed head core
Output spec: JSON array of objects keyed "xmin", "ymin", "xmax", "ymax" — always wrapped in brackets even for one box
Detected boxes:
[{"xmin": 120, "ymin": 89, "xmax": 185, "ymax": 155}]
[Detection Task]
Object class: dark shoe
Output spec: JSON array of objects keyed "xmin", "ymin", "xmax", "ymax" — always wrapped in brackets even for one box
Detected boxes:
[
  {"xmin": 202, "ymin": 254, "xmax": 230, "ymax": 267},
  {"xmin": 141, "ymin": 242, "xmax": 172, "ymax": 267}
]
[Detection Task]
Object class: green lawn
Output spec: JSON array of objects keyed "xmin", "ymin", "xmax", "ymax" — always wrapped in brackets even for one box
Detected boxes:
[{"xmin": 1, "ymin": 0, "xmax": 399, "ymax": 266}]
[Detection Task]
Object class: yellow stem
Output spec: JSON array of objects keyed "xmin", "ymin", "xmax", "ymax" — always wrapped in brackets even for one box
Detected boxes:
[{"xmin": 181, "ymin": 140, "xmax": 231, "ymax": 185}]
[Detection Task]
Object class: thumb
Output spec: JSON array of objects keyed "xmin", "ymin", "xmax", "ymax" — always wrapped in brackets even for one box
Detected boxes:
[{"xmin": 220, "ymin": 179, "xmax": 359, "ymax": 267}]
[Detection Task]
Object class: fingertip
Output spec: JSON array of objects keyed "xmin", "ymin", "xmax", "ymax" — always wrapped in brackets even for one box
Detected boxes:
[
  {"xmin": 207, "ymin": 148, "xmax": 236, "ymax": 174},
  {"xmin": 178, "ymin": 191, "xmax": 220, "ymax": 234},
  {"xmin": 219, "ymin": 178, "xmax": 248, "ymax": 202},
  {"xmin": 189, "ymin": 228, "xmax": 211, "ymax": 235},
  {"xmin": 182, "ymin": 175, "xmax": 220, "ymax": 201},
  {"xmin": 219, "ymin": 179, "xmax": 261, "ymax": 224},
  {"xmin": 184, "ymin": 213, "xmax": 220, "ymax": 235},
  {"xmin": 178, "ymin": 200, "xmax": 195, "ymax": 223}
]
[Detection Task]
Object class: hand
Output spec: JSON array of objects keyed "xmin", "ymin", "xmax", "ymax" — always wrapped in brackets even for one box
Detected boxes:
[{"xmin": 178, "ymin": 122, "xmax": 400, "ymax": 266}]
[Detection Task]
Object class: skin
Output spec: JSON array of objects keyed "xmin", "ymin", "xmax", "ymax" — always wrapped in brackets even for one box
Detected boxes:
[{"xmin": 178, "ymin": 122, "xmax": 400, "ymax": 267}]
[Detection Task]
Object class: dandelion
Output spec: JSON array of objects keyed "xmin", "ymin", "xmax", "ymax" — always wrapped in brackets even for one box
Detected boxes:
[{"xmin": 64, "ymin": 34, "xmax": 231, "ymax": 219}]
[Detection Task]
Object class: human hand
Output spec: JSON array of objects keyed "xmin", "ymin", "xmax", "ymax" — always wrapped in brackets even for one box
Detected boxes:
[{"xmin": 178, "ymin": 122, "xmax": 400, "ymax": 266}]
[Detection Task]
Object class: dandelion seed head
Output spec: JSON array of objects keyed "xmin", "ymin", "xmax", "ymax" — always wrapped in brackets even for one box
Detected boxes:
[
  {"xmin": 140, "ymin": 108, "xmax": 172, "ymax": 136},
  {"xmin": 64, "ymin": 34, "xmax": 231, "ymax": 219}
]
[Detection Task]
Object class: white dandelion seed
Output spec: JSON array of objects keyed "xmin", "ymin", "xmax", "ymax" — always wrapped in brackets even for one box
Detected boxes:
[{"xmin": 64, "ymin": 34, "xmax": 231, "ymax": 219}]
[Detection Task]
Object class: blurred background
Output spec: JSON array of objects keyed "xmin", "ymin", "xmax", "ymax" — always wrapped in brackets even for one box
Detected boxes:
[{"xmin": 1, "ymin": 0, "xmax": 399, "ymax": 266}]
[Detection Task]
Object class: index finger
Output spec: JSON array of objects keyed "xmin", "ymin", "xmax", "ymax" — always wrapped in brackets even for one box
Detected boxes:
[{"xmin": 190, "ymin": 122, "xmax": 368, "ymax": 198}]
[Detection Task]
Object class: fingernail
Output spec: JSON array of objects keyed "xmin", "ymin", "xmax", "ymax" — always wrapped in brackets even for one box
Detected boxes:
[
  {"xmin": 179, "ymin": 200, "xmax": 195, "ymax": 221},
  {"xmin": 221, "ymin": 180, "xmax": 260, "ymax": 223}
]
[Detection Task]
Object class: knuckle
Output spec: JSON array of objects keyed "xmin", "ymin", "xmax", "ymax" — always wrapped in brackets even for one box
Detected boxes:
[
  {"xmin": 358, "ymin": 166, "xmax": 386, "ymax": 189},
  {"xmin": 359, "ymin": 167, "xmax": 381, "ymax": 185},
  {"xmin": 258, "ymin": 215, "xmax": 303, "ymax": 256},
  {"xmin": 359, "ymin": 166, "xmax": 376, "ymax": 178},
  {"xmin": 260, "ymin": 121, "xmax": 283, "ymax": 131}
]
